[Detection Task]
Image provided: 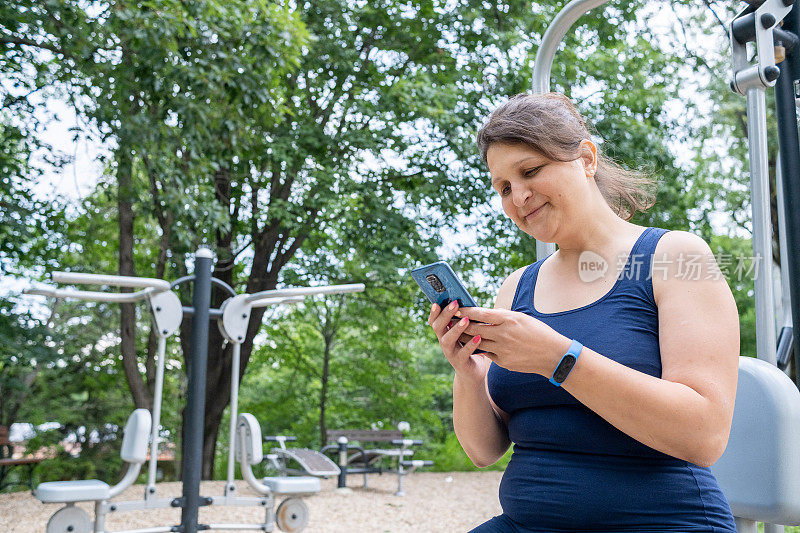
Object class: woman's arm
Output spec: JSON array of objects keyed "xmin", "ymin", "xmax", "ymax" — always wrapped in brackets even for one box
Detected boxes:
[
  {"xmin": 461, "ymin": 231, "xmax": 740, "ymax": 467},
  {"xmin": 569, "ymin": 230, "xmax": 738, "ymax": 466},
  {"xmin": 450, "ymin": 268, "xmax": 521, "ymax": 467}
]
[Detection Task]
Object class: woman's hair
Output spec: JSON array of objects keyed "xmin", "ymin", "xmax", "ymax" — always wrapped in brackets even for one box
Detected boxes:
[{"xmin": 476, "ymin": 93, "xmax": 656, "ymax": 221}]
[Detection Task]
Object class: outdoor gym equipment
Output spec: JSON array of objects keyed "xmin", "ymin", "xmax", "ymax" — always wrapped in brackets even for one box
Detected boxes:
[
  {"xmin": 26, "ymin": 272, "xmax": 183, "ymax": 532},
  {"xmin": 36, "ymin": 410, "xmax": 152, "ymax": 533},
  {"xmin": 534, "ymin": 1, "xmax": 800, "ymax": 532},
  {"xmin": 263, "ymin": 435, "xmax": 341, "ymax": 480},
  {"xmin": 321, "ymin": 427, "xmax": 433, "ymax": 497},
  {"xmin": 25, "ymin": 250, "xmax": 365, "ymax": 532},
  {"xmin": 216, "ymin": 291, "xmax": 342, "ymax": 491},
  {"xmin": 209, "ymin": 283, "xmax": 362, "ymax": 530}
]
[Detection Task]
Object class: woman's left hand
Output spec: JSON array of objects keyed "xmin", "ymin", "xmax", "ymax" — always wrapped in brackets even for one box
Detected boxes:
[{"xmin": 457, "ymin": 307, "xmax": 571, "ymax": 376}]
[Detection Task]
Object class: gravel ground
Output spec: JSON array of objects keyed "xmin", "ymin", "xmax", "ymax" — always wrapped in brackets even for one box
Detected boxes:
[{"xmin": 0, "ymin": 471, "xmax": 503, "ymax": 532}]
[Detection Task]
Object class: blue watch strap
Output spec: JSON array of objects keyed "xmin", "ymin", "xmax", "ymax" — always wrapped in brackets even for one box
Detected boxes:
[{"xmin": 549, "ymin": 339, "xmax": 583, "ymax": 387}]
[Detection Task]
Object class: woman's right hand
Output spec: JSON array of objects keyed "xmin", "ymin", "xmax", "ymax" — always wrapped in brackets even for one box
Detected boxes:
[{"xmin": 428, "ymin": 301, "xmax": 490, "ymax": 385}]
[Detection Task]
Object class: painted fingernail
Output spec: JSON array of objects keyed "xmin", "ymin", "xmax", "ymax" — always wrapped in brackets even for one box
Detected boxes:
[
  {"xmin": 472, "ymin": 335, "xmax": 481, "ymax": 344},
  {"xmin": 460, "ymin": 317, "xmax": 469, "ymax": 326},
  {"xmin": 449, "ymin": 301, "xmax": 458, "ymax": 310}
]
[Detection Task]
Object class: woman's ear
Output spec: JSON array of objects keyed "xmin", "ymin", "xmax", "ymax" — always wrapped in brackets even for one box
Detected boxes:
[{"xmin": 579, "ymin": 139, "xmax": 597, "ymax": 178}]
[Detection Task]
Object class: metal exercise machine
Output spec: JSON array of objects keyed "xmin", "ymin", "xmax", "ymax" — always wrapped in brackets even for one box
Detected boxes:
[
  {"xmin": 26, "ymin": 273, "xmax": 183, "ymax": 532},
  {"xmin": 211, "ymin": 282, "xmax": 364, "ymax": 530},
  {"xmin": 25, "ymin": 249, "xmax": 365, "ymax": 532},
  {"xmin": 533, "ymin": 1, "xmax": 800, "ymax": 532}
]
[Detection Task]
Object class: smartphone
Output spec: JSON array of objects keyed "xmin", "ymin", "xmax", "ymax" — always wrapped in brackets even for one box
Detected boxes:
[
  {"xmin": 410, "ymin": 261, "xmax": 478, "ymax": 308},
  {"xmin": 410, "ymin": 261, "xmax": 485, "ymax": 353}
]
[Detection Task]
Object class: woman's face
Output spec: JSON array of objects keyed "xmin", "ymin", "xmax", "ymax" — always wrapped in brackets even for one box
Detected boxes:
[{"xmin": 486, "ymin": 141, "xmax": 596, "ymax": 242}]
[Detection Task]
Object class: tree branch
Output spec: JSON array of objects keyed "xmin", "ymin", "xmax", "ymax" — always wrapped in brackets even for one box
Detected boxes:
[{"xmin": 0, "ymin": 35, "xmax": 68, "ymax": 57}]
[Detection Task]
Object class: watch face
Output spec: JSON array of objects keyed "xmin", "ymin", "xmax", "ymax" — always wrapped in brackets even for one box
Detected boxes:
[{"xmin": 553, "ymin": 354, "xmax": 577, "ymax": 383}]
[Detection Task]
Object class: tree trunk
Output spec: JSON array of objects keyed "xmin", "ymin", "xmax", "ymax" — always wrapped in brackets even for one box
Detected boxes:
[
  {"xmin": 319, "ymin": 335, "xmax": 332, "ymax": 445},
  {"xmin": 117, "ymin": 144, "xmax": 150, "ymax": 410},
  {"xmin": 195, "ymin": 171, "xmax": 318, "ymax": 476}
]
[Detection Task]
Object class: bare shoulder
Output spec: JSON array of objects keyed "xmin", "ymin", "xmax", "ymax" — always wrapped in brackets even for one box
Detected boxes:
[
  {"xmin": 654, "ymin": 230, "xmax": 713, "ymax": 255},
  {"xmin": 652, "ymin": 230, "xmax": 718, "ymax": 306},
  {"xmin": 495, "ymin": 265, "xmax": 528, "ymax": 310}
]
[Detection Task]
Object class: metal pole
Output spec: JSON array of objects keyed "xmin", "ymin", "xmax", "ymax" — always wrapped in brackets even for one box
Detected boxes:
[
  {"xmin": 774, "ymin": 1, "xmax": 800, "ymax": 384},
  {"xmin": 746, "ymin": 87, "xmax": 778, "ymax": 364},
  {"xmin": 146, "ymin": 335, "xmax": 168, "ymax": 498},
  {"xmin": 337, "ymin": 438, "xmax": 348, "ymax": 489},
  {"xmin": 181, "ymin": 248, "xmax": 214, "ymax": 532},
  {"xmin": 776, "ymin": 154, "xmax": 795, "ymax": 375},
  {"xmin": 225, "ymin": 342, "xmax": 241, "ymax": 496},
  {"xmin": 531, "ymin": 0, "xmax": 611, "ymax": 261}
]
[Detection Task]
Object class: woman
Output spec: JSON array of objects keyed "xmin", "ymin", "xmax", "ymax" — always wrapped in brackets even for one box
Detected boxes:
[{"xmin": 428, "ymin": 93, "xmax": 739, "ymax": 532}]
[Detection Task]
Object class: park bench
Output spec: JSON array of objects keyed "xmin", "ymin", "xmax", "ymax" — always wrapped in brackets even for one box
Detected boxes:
[
  {"xmin": 322, "ymin": 429, "xmax": 433, "ymax": 496},
  {"xmin": 0, "ymin": 425, "xmax": 42, "ymax": 492}
]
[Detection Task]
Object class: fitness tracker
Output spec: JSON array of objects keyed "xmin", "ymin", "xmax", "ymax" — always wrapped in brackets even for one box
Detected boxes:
[{"xmin": 549, "ymin": 339, "xmax": 583, "ymax": 387}]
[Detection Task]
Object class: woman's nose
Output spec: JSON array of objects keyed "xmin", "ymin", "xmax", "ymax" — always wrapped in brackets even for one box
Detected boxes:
[{"xmin": 512, "ymin": 186, "xmax": 532, "ymax": 207}]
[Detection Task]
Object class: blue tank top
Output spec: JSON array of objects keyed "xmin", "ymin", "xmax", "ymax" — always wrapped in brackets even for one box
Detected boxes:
[{"xmin": 486, "ymin": 227, "xmax": 736, "ymax": 532}]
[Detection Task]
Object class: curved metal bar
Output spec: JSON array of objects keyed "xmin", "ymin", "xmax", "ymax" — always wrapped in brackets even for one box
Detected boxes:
[
  {"xmin": 24, "ymin": 286, "xmax": 157, "ymax": 304},
  {"xmin": 108, "ymin": 461, "xmax": 145, "ymax": 498},
  {"xmin": 531, "ymin": 0, "xmax": 611, "ymax": 261},
  {"xmin": 245, "ymin": 283, "xmax": 366, "ymax": 304},
  {"xmin": 52, "ymin": 272, "xmax": 171, "ymax": 291},
  {"xmin": 170, "ymin": 275, "xmax": 236, "ymax": 297},
  {"xmin": 532, "ymin": 0, "xmax": 611, "ymax": 94},
  {"xmin": 170, "ymin": 275, "xmax": 195, "ymax": 289},
  {"xmin": 211, "ymin": 278, "xmax": 237, "ymax": 297}
]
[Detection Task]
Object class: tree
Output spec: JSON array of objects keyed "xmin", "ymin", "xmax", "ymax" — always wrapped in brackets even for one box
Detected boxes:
[
  {"xmin": 141, "ymin": 0, "xmax": 557, "ymax": 476},
  {"xmin": 1, "ymin": 1, "xmax": 307, "ymax": 479}
]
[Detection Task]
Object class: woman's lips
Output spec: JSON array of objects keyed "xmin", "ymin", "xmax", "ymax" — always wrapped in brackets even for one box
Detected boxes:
[{"xmin": 525, "ymin": 203, "xmax": 547, "ymax": 221}]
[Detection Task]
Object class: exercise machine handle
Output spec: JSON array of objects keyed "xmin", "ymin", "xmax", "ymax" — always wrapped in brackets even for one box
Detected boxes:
[
  {"xmin": 24, "ymin": 286, "xmax": 159, "ymax": 304},
  {"xmin": 246, "ymin": 283, "xmax": 365, "ymax": 305},
  {"xmin": 52, "ymin": 272, "xmax": 171, "ymax": 291}
]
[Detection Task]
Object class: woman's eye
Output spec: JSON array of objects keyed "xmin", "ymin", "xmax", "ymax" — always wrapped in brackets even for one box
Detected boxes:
[
  {"xmin": 501, "ymin": 186, "xmax": 511, "ymax": 196},
  {"xmin": 524, "ymin": 166, "xmax": 542, "ymax": 177}
]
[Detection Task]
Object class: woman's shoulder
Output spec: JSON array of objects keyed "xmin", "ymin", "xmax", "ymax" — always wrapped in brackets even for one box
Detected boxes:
[
  {"xmin": 651, "ymin": 229, "xmax": 718, "ymax": 306},
  {"xmin": 651, "ymin": 229, "xmax": 714, "ymax": 264}
]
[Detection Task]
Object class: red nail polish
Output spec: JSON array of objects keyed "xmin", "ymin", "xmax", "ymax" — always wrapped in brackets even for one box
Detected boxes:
[{"xmin": 472, "ymin": 335, "xmax": 481, "ymax": 344}]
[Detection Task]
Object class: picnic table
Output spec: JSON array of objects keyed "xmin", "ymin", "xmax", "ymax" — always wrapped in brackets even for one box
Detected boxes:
[{"xmin": 0, "ymin": 425, "xmax": 42, "ymax": 492}]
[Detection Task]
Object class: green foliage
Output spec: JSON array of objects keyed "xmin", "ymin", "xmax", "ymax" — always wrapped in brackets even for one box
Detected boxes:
[
  {"xmin": 0, "ymin": 298, "xmax": 59, "ymax": 428},
  {"xmin": 429, "ymin": 433, "xmax": 512, "ymax": 472},
  {"xmin": 708, "ymin": 234, "xmax": 758, "ymax": 358}
]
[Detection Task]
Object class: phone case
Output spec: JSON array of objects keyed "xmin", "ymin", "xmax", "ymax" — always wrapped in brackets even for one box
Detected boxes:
[
  {"xmin": 411, "ymin": 261, "xmax": 485, "ymax": 353},
  {"xmin": 410, "ymin": 261, "xmax": 479, "ymax": 308}
]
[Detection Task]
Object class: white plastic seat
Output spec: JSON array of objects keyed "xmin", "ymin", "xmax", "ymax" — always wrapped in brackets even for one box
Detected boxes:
[
  {"xmin": 35, "ymin": 409, "xmax": 151, "ymax": 505},
  {"xmin": 36, "ymin": 479, "xmax": 111, "ymax": 503},
  {"xmin": 236, "ymin": 413, "xmax": 321, "ymax": 496},
  {"xmin": 262, "ymin": 476, "xmax": 320, "ymax": 494},
  {"xmin": 712, "ymin": 357, "xmax": 800, "ymax": 525}
]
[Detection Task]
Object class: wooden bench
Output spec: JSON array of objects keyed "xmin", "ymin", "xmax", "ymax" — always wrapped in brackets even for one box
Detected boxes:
[
  {"xmin": 321, "ymin": 429, "xmax": 432, "ymax": 496},
  {"xmin": 0, "ymin": 426, "xmax": 42, "ymax": 492}
]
